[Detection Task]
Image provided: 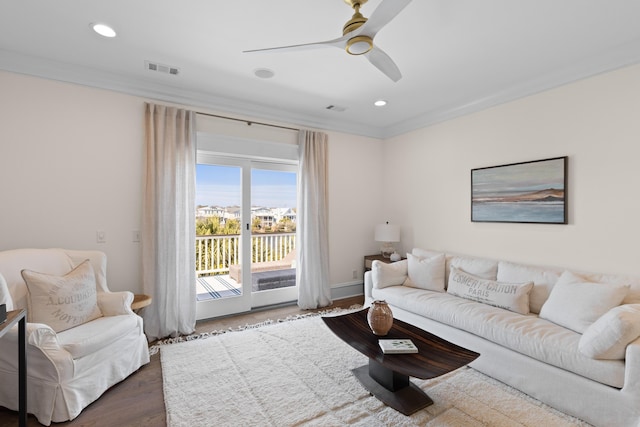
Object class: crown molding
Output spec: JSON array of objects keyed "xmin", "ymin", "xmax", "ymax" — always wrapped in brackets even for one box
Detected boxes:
[
  {"xmin": 381, "ymin": 39, "xmax": 640, "ymax": 139},
  {"xmin": 0, "ymin": 49, "xmax": 384, "ymax": 139},
  {"xmin": 2, "ymin": 43, "xmax": 640, "ymax": 141}
]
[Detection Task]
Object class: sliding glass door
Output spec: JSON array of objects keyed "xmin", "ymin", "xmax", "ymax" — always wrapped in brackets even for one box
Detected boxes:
[{"xmin": 195, "ymin": 155, "xmax": 298, "ymax": 320}]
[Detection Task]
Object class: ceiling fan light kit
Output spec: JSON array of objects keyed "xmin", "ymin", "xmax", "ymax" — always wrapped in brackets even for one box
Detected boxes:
[
  {"xmin": 243, "ymin": 0, "xmax": 411, "ymax": 82},
  {"xmin": 346, "ymin": 36, "xmax": 373, "ymax": 55}
]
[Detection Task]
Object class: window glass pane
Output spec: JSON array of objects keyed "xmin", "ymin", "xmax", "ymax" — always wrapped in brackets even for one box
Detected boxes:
[
  {"xmin": 195, "ymin": 164, "xmax": 242, "ymax": 301},
  {"xmin": 250, "ymin": 168, "xmax": 297, "ymax": 293}
]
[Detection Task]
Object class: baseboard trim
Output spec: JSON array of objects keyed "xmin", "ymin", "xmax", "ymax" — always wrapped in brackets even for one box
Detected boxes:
[{"xmin": 331, "ymin": 281, "xmax": 364, "ymax": 300}]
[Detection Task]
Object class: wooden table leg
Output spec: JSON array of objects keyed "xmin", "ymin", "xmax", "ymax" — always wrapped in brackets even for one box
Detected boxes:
[{"xmin": 352, "ymin": 361, "xmax": 433, "ymax": 416}]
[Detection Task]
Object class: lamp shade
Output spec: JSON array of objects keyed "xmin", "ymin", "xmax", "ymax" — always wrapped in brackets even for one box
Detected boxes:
[{"xmin": 374, "ymin": 223, "xmax": 400, "ymax": 243}]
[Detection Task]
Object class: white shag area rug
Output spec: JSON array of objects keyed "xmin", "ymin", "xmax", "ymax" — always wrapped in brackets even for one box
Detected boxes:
[{"xmin": 160, "ymin": 310, "xmax": 592, "ymax": 427}]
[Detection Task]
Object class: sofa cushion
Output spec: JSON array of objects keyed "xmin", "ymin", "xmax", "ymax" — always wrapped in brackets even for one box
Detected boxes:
[
  {"xmin": 371, "ymin": 259, "xmax": 407, "ymax": 289},
  {"xmin": 450, "ymin": 256, "xmax": 498, "ymax": 280},
  {"xmin": 497, "ymin": 261, "xmax": 562, "ymax": 314},
  {"xmin": 539, "ymin": 271, "xmax": 630, "ymax": 333},
  {"xmin": 22, "ymin": 260, "xmax": 103, "ymax": 333},
  {"xmin": 579, "ymin": 304, "xmax": 640, "ymax": 360},
  {"xmin": 403, "ymin": 253, "xmax": 445, "ymax": 292},
  {"xmin": 412, "ymin": 248, "xmax": 443, "ymax": 259},
  {"xmin": 447, "ymin": 266, "xmax": 534, "ymax": 315},
  {"xmin": 57, "ymin": 314, "xmax": 138, "ymax": 359},
  {"xmin": 372, "ymin": 285, "xmax": 626, "ymax": 388}
]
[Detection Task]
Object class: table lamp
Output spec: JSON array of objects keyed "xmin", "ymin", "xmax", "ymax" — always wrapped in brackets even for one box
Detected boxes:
[{"xmin": 375, "ymin": 221, "xmax": 400, "ymax": 259}]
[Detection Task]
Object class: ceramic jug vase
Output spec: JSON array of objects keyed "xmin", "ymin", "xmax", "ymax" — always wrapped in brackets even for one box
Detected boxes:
[{"xmin": 367, "ymin": 300, "xmax": 393, "ymax": 336}]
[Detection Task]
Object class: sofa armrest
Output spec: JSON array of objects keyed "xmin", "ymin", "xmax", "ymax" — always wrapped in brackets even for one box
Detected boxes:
[
  {"xmin": 27, "ymin": 323, "xmax": 62, "ymax": 350},
  {"xmin": 623, "ymin": 336, "xmax": 640, "ymax": 395},
  {"xmin": 364, "ymin": 271, "xmax": 374, "ymax": 300},
  {"xmin": 97, "ymin": 291, "xmax": 134, "ymax": 316},
  {"xmin": 0, "ymin": 322, "xmax": 76, "ymax": 382}
]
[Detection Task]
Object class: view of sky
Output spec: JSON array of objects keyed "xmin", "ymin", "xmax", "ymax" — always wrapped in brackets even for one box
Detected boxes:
[{"xmin": 196, "ymin": 164, "xmax": 297, "ymax": 208}]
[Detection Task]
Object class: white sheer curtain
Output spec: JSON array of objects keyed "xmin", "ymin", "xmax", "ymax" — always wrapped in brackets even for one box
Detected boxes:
[
  {"xmin": 297, "ymin": 130, "xmax": 332, "ymax": 309},
  {"xmin": 142, "ymin": 103, "xmax": 196, "ymax": 340}
]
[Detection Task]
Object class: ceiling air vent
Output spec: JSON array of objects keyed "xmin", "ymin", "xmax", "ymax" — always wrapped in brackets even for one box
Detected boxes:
[
  {"xmin": 145, "ymin": 60, "xmax": 180, "ymax": 76},
  {"xmin": 326, "ymin": 105, "xmax": 347, "ymax": 112}
]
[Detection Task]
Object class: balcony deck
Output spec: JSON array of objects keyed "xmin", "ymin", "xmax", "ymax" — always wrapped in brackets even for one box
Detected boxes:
[
  {"xmin": 196, "ymin": 275, "xmax": 241, "ymax": 301},
  {"xmin": 196, "ymin": 269, "xmax": 296, "ymax": 301}
]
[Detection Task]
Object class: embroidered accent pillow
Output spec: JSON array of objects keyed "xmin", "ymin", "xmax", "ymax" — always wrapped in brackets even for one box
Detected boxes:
[
  {"xmin": 447, "ymin": 266, "xmax": 534, "ymax": 315},
  {"xmin": 22, "ymin": 260, "xmax": 103, "ymax": 332}
]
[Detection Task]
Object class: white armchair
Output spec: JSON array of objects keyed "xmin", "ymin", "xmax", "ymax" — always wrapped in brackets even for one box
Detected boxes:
[{"xmin": 0, "ymin": 248, "xmax": 150, "ymax": 425}]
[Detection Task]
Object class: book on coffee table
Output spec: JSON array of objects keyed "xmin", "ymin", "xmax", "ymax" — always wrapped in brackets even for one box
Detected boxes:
[{"xmin": 378, "ymin": 339, "xmax": 418, "ymax": 354}]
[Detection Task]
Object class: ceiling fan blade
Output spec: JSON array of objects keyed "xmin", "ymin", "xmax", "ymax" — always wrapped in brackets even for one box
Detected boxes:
[
  {"xmin": 359, "ymin": 0, "xmax": 412, "ymax": 37},
  {"xmin": 366, "ymin": 46, "xmax": 402, "ymax": 82},
  {"xmin": 243, "ymin": 35, "xmax": 348, "ymax": 54}
]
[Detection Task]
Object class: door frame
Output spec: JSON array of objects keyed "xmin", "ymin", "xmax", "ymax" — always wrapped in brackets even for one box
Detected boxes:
[{"xmin": 195, "ymin": 155, "xmax": 298, "ymax": 320}]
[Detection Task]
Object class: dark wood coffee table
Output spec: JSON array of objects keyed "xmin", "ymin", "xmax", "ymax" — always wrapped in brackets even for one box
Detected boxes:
[{"xmin": 322, "ymin": 309, "xmax": 479, "ymax": 415}]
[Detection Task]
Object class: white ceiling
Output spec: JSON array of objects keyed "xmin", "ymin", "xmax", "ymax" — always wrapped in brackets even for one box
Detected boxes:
[{"xmin": 2, "ymin": 0, "xmax": 640, "ymax": 139}]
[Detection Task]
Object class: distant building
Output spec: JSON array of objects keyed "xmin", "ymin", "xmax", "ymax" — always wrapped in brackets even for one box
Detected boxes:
[{"xmin": 197, "ymin": 205, "xmax": 296, "ymax": 229}]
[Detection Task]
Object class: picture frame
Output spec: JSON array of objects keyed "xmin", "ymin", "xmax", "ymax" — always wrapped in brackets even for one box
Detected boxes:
[{"xmin": 471, "ymin": 156, "xmax": 567, "ymax": 224}]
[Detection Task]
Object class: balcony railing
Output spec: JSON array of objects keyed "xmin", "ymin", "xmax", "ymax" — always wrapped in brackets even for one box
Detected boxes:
[{"xmin": 196, "ymin": 232, "xmax": 296, "ymax": 277}]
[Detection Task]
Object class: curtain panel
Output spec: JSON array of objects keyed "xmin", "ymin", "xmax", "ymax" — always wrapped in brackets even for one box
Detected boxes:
[
  {"xmin": 142, "ymin": 103, "xmax": 196, "ymax": 340},
  {"xmin": 297, "ymin": 130, "xmax": 332, "ymax": 309}
]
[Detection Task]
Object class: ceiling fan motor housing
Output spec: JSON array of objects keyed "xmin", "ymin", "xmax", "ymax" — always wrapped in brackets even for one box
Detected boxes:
[{"xmin": 343, "ymin": 0, "xmax": 372, "ymax": 55}]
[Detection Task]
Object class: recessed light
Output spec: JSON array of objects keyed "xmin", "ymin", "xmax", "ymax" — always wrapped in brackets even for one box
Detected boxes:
[
  {"xmin": 374, "ymin": 100, "xmax": 387, "ymax": 107},
  {"xmin": 254, "ymin": 68, "xmax": 275, "ymax": 79},
  {"xmin": 91, "ymin": 23, "xmax": 117, "ymax": 38}
]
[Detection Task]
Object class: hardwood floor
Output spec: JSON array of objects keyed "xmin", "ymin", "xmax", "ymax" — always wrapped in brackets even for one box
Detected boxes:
[{"xmin": 0, "ymin": 296, "xmax": 363, "ymax": 427}]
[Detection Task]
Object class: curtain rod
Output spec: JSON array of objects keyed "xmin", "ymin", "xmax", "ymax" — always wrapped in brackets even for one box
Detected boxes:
[{"xmin": 195, "ymin": 112, "xmax": 300, "ymax": 132}]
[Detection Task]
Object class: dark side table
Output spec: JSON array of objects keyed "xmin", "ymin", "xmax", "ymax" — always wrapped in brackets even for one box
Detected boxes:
[
  {"xmin": 0, "ymin": 309, "xmax": 27, "ymax": 427},
  {"xmin": 364, "ymin": 254, "xmax": 406, "ymax": 272}
]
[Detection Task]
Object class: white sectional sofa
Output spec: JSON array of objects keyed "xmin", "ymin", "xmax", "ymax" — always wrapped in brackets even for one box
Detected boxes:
[{"xmin": 364, "ymin": 248, "xmax": 640, "ymax": 427}]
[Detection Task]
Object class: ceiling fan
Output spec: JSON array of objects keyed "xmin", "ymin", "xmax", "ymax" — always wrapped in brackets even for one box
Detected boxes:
[{"xmin": 243, "ymin": 0, "xmax": 412, "ymax": 82}]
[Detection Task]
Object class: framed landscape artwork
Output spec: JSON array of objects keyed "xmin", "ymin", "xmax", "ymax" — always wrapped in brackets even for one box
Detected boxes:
[{"xmin": 471, "ymin": 156, "xmax": 567, "ymax": 224}]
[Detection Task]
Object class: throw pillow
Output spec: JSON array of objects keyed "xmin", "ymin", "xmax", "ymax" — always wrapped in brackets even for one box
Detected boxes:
[
  {"xmin": 539, "ymin": 271, "xmax": 630, "ymax": 334},
  {"xmin": 403, "ymin": 252, "xmax": 446, "ymax": 292},
  {"xmin": 496, "ymin": 261, "xmax": 563, "ymax": 314},
  {"xmin": 578, "ymin": 304, "xmax": 640, "ymax": 360},
  {"xmin": 447, "ymin": 266, "xmax": 534, "ymax": 314},
  {"xmin": 371, "ymin": 259, "xmax": 408, "ymax": 289},
  {"xmin": 22, "ymin": 260, "xmax": 103, "ymax": 333}
]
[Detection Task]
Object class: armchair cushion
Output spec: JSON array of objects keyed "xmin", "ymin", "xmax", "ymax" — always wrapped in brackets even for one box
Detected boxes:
[
  {"xmin": 57, "ymin": 315, "xmax": 138, "ymax": 359},
  {"xmin": 21, "ymin": 260, "xmax": 103, "ymax": 333}
]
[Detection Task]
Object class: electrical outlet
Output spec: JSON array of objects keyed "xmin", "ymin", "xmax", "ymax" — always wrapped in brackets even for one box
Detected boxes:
[
  {"xmin": 96, "ymin": 230, "xmax": 106, "ymax": 244},
  {"xmin": 132, "ymin": 230, "xmax": 140, "ymax": 242},
  {"xmin": 352, "ymin": 269, "xmax": 358, "ymax": 279}
]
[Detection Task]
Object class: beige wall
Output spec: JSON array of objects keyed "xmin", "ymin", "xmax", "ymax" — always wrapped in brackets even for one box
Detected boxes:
[
  {"xmin": 0, "ymin": 71, "xmax": 144, "ymax": 292},
  {"xmin": 0, "ymin": 70, "xmax": 382, "ymax": 293},
  {"xmin": 2, "ymin": 62, "xmax": 639, "ymax": 295},
  {"xmin": 383, "ymin": 64, "xmax": 640, "ymax": 276}
]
